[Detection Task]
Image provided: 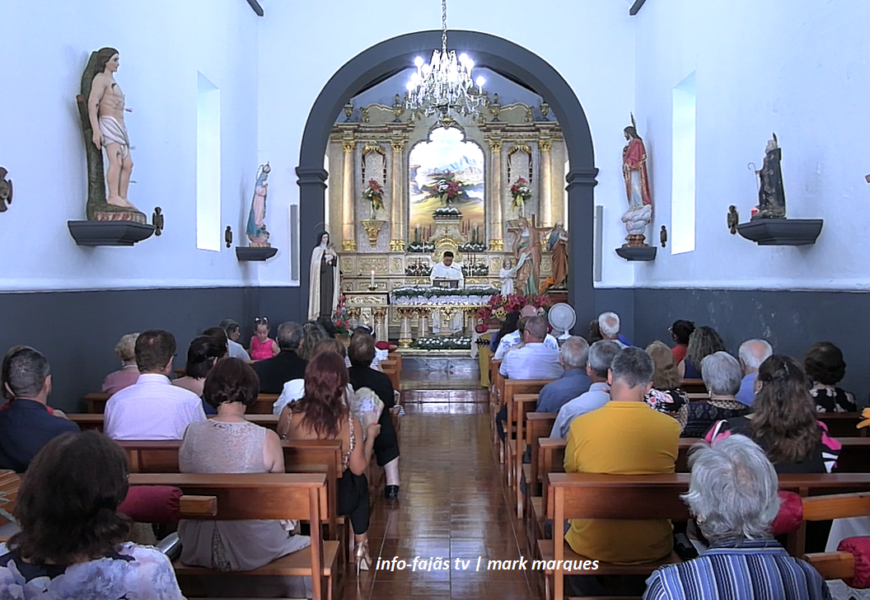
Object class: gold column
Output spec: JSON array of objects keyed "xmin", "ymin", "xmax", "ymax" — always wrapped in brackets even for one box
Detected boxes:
[
  {"xmin": 341, "ymin": 140, "xmax": 356, "ymax": 251},
  {"xmin": 397, "ymin": 307, "xmax": 414, "ymax": 348},
  {"xmin": 540, "ymin": 139, "xmax": 553, "ymax": 227},
  {"xmin": 488, "ymin": 139, "xmax": 504, "ymax": 251},
  {"xmin": 390, "ymin": 140, "xmax": 405, "ymax": 251}
]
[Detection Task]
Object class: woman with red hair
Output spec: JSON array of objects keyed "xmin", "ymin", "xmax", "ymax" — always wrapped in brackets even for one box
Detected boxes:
[{"xmin": 278, "ymin": 352, "xmax": 380, "ymax": 573}]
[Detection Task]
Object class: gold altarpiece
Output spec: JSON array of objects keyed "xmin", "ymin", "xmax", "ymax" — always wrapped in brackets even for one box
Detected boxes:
[{"xmin": 327, "ymin": 96, "xmax": 567, "ymax": 339}]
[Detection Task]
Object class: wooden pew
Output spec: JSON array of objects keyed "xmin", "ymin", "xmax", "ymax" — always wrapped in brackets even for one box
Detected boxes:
[
  {"xmin": 489, "ymin": 359, "xmax": 503, "ymax": 448},
  {"xmin": 0, "ymin": 470, "xmax": 20, "ymax": 528},
  {"xmin": 380, "ymin": 358, "xmax": 400, "ymax": 395},
  {"xmin": 85, "ymin": 393, "xmax": 280, "ymax": 415},
  {"xmin": 117, "ymin": 439, "xmax": 344, "ymax": 546},
  {"xmin": 804, "ymin": 492, "xmax": 870, "ymax": 581},
  {"xmin": 129, "ymin": 473, "xmax": 336, "ymax": 600},
  {"xmin": 504, "ymin": 379, "xmax": 556, "ymax": 488},
  {"xmin": 818, "ymin": 413, "xmax": 866, "ymax": 438},
  {"xmin": 535, "ymin": 436, "xmax": 870, "ymax": 531},
  {"xmin": 542, "ymin": 472, "xmax": 870, "ymax": 600},
  {"xmin": 68, "ymin": 413, "xmax": 280, "ymax": 432},
  {"xmin": 512, "ymin": 393, "xmax": 541, "ymax": 518},
  {"xmin": 679, "ymin": 379, "xmax": 706, "ymax": 395}
]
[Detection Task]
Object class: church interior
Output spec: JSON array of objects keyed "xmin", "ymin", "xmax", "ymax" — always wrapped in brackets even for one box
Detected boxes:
[{"xmin": 2, "ymin": 0, "xmax": 870, "ymax": 598}]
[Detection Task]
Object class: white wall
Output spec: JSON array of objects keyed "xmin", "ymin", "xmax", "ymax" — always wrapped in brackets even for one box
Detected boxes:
[
  {"xmin": 633, "ymin": 0, "xmax": 870, "ymax": 291},
  {"xmin": 0, "ymin": 0, "xmax": 261, "ymax": 292},
  {"xmin": 256, "ymin": 0, "xmax": 637, "ymax": 288}
]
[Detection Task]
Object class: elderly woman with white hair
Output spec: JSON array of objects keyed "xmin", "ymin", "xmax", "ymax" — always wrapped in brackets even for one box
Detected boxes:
[
  {"xmin": 643, "ymin": 435, "xmax": 831, "ymax": 599},
  {"xmin": 676, "ymin": 351, "xmax": 749, "ymax": 437},
  {"xmin": 102, "ymin": 332, "xmax": 140, "ymax": 394}
]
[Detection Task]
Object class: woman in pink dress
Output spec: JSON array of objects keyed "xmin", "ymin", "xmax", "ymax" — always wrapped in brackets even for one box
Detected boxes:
[
  {"xmin": 249, "ymin": 318, "xmax": 279, "ymax": 361},
  {"xmin": 102, "ymin": 333, "xmax": 140, "ymax": 394}
]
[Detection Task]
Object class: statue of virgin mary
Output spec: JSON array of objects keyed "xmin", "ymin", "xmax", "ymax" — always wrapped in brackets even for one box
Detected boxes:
[{"xmin": 308, "ymin": 231, "xmax": 341, "ymax": 321}]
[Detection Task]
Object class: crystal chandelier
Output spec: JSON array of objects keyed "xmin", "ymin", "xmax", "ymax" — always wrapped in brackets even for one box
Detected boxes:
[{"xmin": 405, "ymin": 0, "xmax": 485, "ymax": 118}]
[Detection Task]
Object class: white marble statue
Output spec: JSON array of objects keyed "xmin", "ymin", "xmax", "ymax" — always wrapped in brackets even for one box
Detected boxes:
[{"xmin": 498, "ymin": 254, "xmax": 528, "ymax": 297}]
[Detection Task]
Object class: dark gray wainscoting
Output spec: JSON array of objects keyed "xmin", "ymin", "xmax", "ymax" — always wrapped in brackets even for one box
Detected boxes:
[
  {"xmin": 0, "ymin": 287, "xmax": 304, "ymax": 412},
  {"xmin": 621, "ymin": 288, "xmax": 870, "ymax": 407}
]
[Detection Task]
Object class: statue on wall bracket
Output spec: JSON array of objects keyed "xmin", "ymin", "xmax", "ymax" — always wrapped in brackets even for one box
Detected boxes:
[
  {"xmin": 246, "ymin": 163, "xmax": 271, "ymax": 246},
  {"xmin": 68, "ymin": 48, "xmax": 155, "ymax": 246},
  {"xmin": 752, "ymin": 133, "xmax": 786, "ymax": 219},
  {"xmin": 616, "ymin": 115, "xmax": 656, "ymax": 261},
  {"xmin": 621, "ymin": 114, "xmax": 652, "ymax": 247},
  {"xmin": 78, "ymin": 48, "xmax": 144, "ymax": 223},
  {"xmin": 735, "ymin": 133, "xmax": 823, "ymax": 246},
  {"xmin": 0, "ymin": 168, "xmax": 12, "ymax": 212}
]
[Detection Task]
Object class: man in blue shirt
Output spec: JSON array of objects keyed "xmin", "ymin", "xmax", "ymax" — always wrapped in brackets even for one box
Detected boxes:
[
  {"xmin": 535, "ymin": 336, "xmax": 591, "ymax": 413},
  {"xmin": 0, "ymin": 347, "xmax": 78, "ymax": 473},
  {"xmin": 643, "ymin": 434, "xmax": 831, "ymax": 600},
  {"xmin": 735, "ymin": 339, "xmax": 772, "ymax": 406}
]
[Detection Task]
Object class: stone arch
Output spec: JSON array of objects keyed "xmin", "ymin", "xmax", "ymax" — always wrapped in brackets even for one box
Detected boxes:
[{"xmin": 297, "ymin": 29, "xmax": 598, "ymax": 319}]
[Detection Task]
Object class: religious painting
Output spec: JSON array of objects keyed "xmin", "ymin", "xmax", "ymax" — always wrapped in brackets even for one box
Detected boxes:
[{"xmin": 408, "ymin": 127, "xmax": 485, "ymax": 241}]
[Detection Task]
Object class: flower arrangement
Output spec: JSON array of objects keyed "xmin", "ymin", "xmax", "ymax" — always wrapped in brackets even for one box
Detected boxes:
[
  {"xmin": 432, "ymin": 206, "xmax": 462, "ymax": 218},
  {"xmin": 332, "ymin": 294, "xmax": 351, "ymax": 336},
  {"xmin": 477, "ymin": 293, "xmax": 551, "ymax": 323},
  {"xmin": 363, "ymin": 179, "xmax": 385, "ymax": 216},
  {"xmin": 391, "ymin": 285, "xmax": 499, "ymax": 299},
  {"xmin": 423, "ymin": 171, "xmax": 472, "ymax": 207},
  {"xmin": 412, "ymin": 336, "xmax": 472, "ymax": 350},
  {"xmin": 510, "ymin": 178, "xmax": 532, "ymax": 209}
]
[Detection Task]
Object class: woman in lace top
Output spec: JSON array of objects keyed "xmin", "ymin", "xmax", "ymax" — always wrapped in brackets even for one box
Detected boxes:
[
  {"xmin": 804, "ymin": 342, "xmax": 857, "ymax": 413},
  {"xmin": 644, "ymin": 341, "xmax": 689, "ymax": 416},
  {"xmin": 0, "ymin": 430, "xmax": 184, "ymax": 599},
  {"xmin": 677, "ymin": 351, "xmax": 749, "ymax": 437},
  {"xmin": 178, "ymin": 358, "xmax": 310, "ymax": 598},
  {"xmin": 278, "ymin": 351, "xmax": 380, "ymax": 573}
]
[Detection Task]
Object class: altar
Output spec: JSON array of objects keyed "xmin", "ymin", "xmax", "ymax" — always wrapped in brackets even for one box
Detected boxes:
[
  {"xmin": 389, "ymin": 285, "xmax": 497, "ymax": 348},
  {"xmin": 316, "ymin": 73, "xmax": 571, "ymax": 344}
]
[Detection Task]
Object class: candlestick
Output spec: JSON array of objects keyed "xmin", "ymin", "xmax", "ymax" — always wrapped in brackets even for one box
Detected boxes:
[{"xmin": 370, "ymin": 269, "xmax": 375, "ymax": 288}]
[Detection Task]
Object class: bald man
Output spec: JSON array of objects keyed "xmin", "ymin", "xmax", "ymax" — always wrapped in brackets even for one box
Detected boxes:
[
  {"xmin": 493, "ymin": 304, "xmax": 559, "ymax": 360},
  {"xmin": 736, "ymin": 339, "xmax": 773, "ymax": 405}
]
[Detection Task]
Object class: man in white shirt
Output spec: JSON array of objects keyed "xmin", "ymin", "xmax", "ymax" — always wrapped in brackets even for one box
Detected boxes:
[
  {"xmin": 551, "ymin": 340, "xmax": 621, "ymax": 437},
  {"xmin": 430, "ymin": 251, "xmax": 464, "ymax": 334},
  {"xmin": 105, "ymin": 329, "xmax": 206, "ymax": 440},
  {"xmin": 493, "ymin": 305, "xmax": 559, "ymax": 361},
  {"xmin": 496, "ymin": 316, "xmax": 564, "ymax": 441},
  {"xmin": 219, "ymin": 319, "xmax": 251, "ymax": 361}
]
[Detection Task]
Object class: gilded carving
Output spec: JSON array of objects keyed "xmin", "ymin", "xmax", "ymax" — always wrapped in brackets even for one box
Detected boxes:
[
  {"xmin": 341, "ymin": 239, "xmax": 357, "ymax": 251},
  {"xmin": 360, "ymin": 107, "xmax": 370, "ymax": 123},
  {"xmin": 540, "ymin": 140, "xmax": 552, "ymax": 152},
  {"xmin": 358, "ymin": 257, "xmax": 388, "ymax": 272},
  {"xmin": 390, "ymin": 140, "xmax": 405, "ymax": 152},
  {"xmin": 363, "ymin": 144, "xmax": 385, "ymax": 156},
  {"xmin": 491, "ymin": 256, "xmax": 503, "ymax": 271},
  {"xmin": 488, "ymin": 140, "xmax": 503, "ymax": 152},
  {"xmin": 390, "ymin": 240, "xmax": 406, "ymax": 252},
  {"xmin": 361, "ymin": 219, "xmax": 386, "ymax": 247},
  {"xmin": 488, "ymin": 239, "xmax": 504, "ymax": 251},
  {"xmin": 342, "ymin": 141, "xmax": 355, "ymax": 153},
  {"xmin": 346, "ymin": 293, "xmax": 389, "ymax": 307}
]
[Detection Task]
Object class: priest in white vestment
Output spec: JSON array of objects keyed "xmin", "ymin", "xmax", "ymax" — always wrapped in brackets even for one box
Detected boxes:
[{"xmin": 430, "ymin": 251, "xmax": 464, "ymax": 334}]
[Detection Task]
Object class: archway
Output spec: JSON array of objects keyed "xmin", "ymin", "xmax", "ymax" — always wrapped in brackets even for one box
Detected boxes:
[{"xmin": 297, "ymin": 30, "xmax": 598, "ymax": 323}]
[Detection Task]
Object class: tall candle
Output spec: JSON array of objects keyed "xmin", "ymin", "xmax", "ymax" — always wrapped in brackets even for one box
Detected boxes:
[{"xmin": 370, "ymin": 269, "xmax": 375, "ymax": 288}]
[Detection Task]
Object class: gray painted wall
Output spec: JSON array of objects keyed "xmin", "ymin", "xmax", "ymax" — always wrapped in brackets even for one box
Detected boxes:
[
  {"xmin": 0, "ymin": 287, "xmax": 304, "ymax": 412},
  {"xmin": 628, "ymin": 289, "xmax": 870, "ymax": 408},
  {"xmin": 4, "ymin": 285, "xmax": 867, "ymax": 412}
]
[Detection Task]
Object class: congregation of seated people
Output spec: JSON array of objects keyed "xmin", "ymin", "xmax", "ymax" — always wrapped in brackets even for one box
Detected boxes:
[
  {"xmin": 0, "ymin": 305, "xmax": 864, "ymax": 599},
  {"xmin": 0, "ymin": 315, "xmax": 405, "ymax": 597}
]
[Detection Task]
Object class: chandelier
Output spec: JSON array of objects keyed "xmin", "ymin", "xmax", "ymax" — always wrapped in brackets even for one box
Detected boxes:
[{"xmin": 405, "ymin": 0, "xmax": 485, "ymax": 118}]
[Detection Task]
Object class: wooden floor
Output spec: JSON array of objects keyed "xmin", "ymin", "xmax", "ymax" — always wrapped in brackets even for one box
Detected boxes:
[{"xmin": 343, "ymin": 395, "xmax": 540, "ymax": 599}]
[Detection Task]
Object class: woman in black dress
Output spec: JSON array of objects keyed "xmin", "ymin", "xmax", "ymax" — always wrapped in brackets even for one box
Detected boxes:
[{"xmin": 347, "ymin": 331, "xmax": 401, "ymax": 499}]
